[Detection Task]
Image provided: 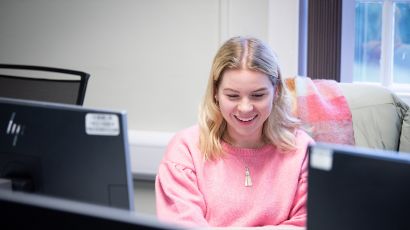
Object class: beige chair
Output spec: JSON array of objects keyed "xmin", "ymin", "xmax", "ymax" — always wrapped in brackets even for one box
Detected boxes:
[{"xmin": 339, "ymin": 83, "xmax": 410, "ymax": 153}]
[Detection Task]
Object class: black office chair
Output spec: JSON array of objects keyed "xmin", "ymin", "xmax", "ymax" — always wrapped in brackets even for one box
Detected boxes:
[{"xmin": 0, "ymin": 64, "xmax": 90, "ymax": 105}]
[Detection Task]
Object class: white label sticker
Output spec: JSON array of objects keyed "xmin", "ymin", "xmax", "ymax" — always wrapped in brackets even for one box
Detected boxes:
[
  {"xmin": 85, "ymin": 113, "xmax": 120, "ymax": 136},
  {"xmin": 310, "ymin": 147, "xmax": 333, "ymax": 171}
]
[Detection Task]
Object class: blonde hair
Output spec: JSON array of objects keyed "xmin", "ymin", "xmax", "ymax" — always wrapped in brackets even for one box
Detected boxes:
[{"xmin": 198, "ymin": 36, "xmax": 300, "ymax": 160}]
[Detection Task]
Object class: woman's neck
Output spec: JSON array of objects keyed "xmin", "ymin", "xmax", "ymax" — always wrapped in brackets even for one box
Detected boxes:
[{"xmin": 223, "ymin": 132, "xmax": 265, "ymax": 149}]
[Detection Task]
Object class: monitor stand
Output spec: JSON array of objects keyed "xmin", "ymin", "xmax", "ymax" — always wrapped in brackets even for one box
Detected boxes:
[
  {"xmin": 0, "ymin": 176, "xmax": 34, "ymax": 192},
  {"xmin": 0, "ymin": 178, "xmax": 12, "ymax": 191}
]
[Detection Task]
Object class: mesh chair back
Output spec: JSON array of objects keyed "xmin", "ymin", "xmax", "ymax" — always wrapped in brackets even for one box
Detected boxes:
[{"xmin": 0, "ymin": 64, "xmax": 90, "ymax": 105}]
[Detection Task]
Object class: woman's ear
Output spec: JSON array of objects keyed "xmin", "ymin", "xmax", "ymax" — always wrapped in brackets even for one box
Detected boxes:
[
  {"xmin": 214, "ymin": 94, "xmax": 220, "ymax": 107},
  {"xmin": 272, "ymin": 84, "xmax": 280, "ymax": 103}
]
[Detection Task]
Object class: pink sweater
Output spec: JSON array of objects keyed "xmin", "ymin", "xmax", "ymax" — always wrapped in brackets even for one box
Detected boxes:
[{"xmin": 155, "ymin": 125, "xmax": 313, "ymax": 228}]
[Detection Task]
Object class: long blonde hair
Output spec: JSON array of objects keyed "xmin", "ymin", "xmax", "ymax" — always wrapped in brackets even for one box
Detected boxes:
[{"xmin": 198, "ymin": 36, "xmax": 299, "ymax": 160}]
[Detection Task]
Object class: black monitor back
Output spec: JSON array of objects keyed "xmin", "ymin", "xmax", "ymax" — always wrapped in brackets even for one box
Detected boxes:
[
  {"xmin": 307, "ymin": 143, "xmax": 410, "ymax": 230},
  {"xmin": 0, "ymin": 190, "xmax": 183, "ymax": 229},
  {"xmin": 0, "ymin": 97, "xmax": 134, "ymax": 210}
]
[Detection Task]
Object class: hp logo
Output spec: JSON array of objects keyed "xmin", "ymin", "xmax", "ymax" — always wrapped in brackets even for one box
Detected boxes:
[{"xmin": 6, "ymin": 112, "xmax": 24, "ymax": 146}]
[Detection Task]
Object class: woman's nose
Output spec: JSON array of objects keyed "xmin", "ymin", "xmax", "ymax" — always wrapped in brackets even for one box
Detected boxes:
[{"xmin": 238, "ymin": 99, "xmax": 253, "ymax": 112}]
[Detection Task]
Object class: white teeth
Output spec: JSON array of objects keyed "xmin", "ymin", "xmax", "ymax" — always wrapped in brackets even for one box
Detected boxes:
[
  {"xmin": 240, "ymin": 117, "xmax": 253, "ymax": 122},
  {"xmin": 236, "ymin": 116, "xmax": 256, "ymax": 122}
]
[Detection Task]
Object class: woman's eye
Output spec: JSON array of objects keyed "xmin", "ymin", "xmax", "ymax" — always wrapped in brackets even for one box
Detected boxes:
[
  {"xmin": 252, "ymin": 94, "xmax": 265, "ymax": 98},
  {"xmin": 226, "ymin": 94, "xmax": 239, "ymax": 99}
]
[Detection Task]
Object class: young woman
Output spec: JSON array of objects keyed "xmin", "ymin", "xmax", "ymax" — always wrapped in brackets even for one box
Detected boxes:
[{"xmin": 155, "ymin": 36, "xmax": 314, "ymax": 228}]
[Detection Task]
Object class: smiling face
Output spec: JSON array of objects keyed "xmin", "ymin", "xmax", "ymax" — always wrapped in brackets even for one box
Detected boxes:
[{"xmin": 215, "ymin": 68, "xmax": 275, "ymax": 148}]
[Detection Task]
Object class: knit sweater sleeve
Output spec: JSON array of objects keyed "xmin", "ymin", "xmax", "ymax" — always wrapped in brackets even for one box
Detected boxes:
[
  {"xmin": 279, "ymin": 148, "xmax": 309, "ymax": 227},
  {"xmin": 155, "ymin": 128, "xmax": 209, "ymax": 228}
]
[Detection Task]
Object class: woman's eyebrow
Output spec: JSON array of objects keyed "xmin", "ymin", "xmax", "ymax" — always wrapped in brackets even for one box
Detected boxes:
[
  {"xmin": 252, "ymin": 88, "xmax": 269, "ymax": 93},
  {"xmin": 222, "ymin": 88, "xmax": 239, "ymax": 93},
  {"xmin": 222, "ymin": 88, "xmax": 269, "ymax": 93}
]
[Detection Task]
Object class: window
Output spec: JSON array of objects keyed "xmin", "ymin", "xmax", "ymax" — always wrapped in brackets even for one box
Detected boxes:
[{"xmin": 354, "ymin": 0, "xmax": 410, "ymax": 93}]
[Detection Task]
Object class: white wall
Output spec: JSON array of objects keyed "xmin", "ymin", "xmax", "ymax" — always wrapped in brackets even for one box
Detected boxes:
[
  {"xmin": 268, "ymin": 0, "xmax": 300, "ymax": 78},
  {"xmin": 0, "ymin": 0, "xmax": 299, "ymax": 134}
]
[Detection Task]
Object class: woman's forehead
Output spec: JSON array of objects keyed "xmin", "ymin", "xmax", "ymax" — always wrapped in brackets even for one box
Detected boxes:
[{"xmin": 218, "ymin": 69, "xmax": 274, "ymax": 92}]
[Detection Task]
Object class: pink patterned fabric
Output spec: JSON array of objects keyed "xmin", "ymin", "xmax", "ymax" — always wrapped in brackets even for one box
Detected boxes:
[{"xmin": 285, "ymin": 76, "xmax": 355, "ymax": 145}]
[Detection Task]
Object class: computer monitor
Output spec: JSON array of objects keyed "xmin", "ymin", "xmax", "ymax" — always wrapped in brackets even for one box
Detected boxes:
[
  {"xmin": 0, "ymin": 97, "xmax": 134, "ymax": 210},
  {"xmin": 307, "ymin": 143, "xmax": 410, "ymax": 230},
  {"xmin": 0, "ymin": 190, "xmax": 183, "ymax": 229}
]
